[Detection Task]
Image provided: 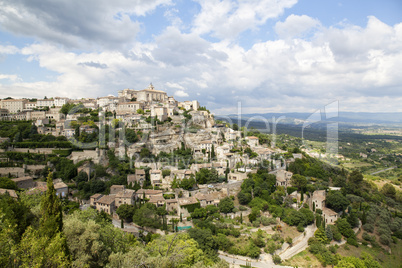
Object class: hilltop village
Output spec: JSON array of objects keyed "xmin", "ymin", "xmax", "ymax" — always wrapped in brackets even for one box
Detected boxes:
[
  {"xmin": 0, "ymin": 84, "xmax": 399, "ymax": 267},
  {"xmin": 0, "ymin": 84, "xmax": 338, "ymax": 220}
]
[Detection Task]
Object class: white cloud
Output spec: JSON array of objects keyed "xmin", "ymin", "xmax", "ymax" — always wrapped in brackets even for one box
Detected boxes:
[
  {"xmin": 174, "ymin": 90, "xmax": 189, "ymax": 97},
  {"xmin": 166, "ymin": 82, "xmax": 184, "ymax": 90},
  {"xmin": 0, "ymin": 0, "xmax": 171, "ymax": 49},
  {"xmin": 275, "ymin": 14, "xmax": 321, "ymax": 39},
  {"xmin": 0, "ymin": 74, "xmax": 20, "ymax": 81},
  {"xmin": 0, "ymin": 45, "xmax": 19, "ymax": 54},
  {"xmin": 0, "ymin": 8, "xmax": 401, "ymax": 114},
  {"xmin": 192, "ymin": 0, "xmax": 297, "ymax": 40}
]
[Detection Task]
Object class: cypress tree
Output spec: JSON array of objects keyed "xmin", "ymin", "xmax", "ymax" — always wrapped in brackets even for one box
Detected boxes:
[{"xmin": 40, "ymin": 172, "xmax": 63, "ymax": 238}]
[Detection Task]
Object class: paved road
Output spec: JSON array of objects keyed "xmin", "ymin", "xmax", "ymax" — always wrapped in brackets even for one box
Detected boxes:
[
  {"xmin": 371, "ymin": 166, "xmax": 397, "ymax": 175},
  {"xmin": 279, "ymin": 224, "xmax": 317, "ymax": 260},
  {"xmin": 219, "ymin": 253, "xmax": 291, "ymax": 268}
]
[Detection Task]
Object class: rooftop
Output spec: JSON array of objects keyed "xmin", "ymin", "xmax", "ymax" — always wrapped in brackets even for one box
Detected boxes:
[{"xmin": 97, "ymin": 195, "xmax": 115, "ymax": 205}]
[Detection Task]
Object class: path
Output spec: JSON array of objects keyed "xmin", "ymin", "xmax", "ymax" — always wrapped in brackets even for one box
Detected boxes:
[
  {"xmin": 371, "ymin": 166, "xmax": 397, "ymax": 175},
  {"xmin": 279, "ymin": 224, "xmax": 317, "ymax": 260},
  {"xmin": 218, "ymin": 252, "xmax": 291, "ymax": 268},
  {"xmin": 112, "ymin": 218, "xmax": 147, "ymax": 236}
]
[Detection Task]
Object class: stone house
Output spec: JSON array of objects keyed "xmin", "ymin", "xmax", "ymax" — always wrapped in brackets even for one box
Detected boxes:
[
  {"xmin": 170, "ymin": 169, "xmax": 194, "ymax": 180},
  {"xmin": 311, "ymin": 190, "xmax": 326, "ymax": 211},
  {"xmin": 323, "ymin": 207, "xmax": 338, "ymax": 225},
  {"xmin": 178, "ymin": 100, "xmax": 199, "ymax": 111},
  {"xmin": 195, "ymin": 192, "xmax": 220, "ymax": 208},
  {"xmin": 90, "ymin": 193, "xmax": 103, "ymax": 207},
  {"xmin": 199, "ymin": 140, "xmax": 212, "ymax": 153},
  {"xmin": 136, "ymin": 189, "xmax": 163, "ymax": 200},
  {"xmin": 1, "ymin": 99, "xmax": 27, "ymax": 113},
  {"xmin": 54, "ymin": 181, "xmax": 68, "ymax": 198},
  {"xmin": 0, "ymin": 188, "xmax": 18, "ymax": 199},
  {"xmin": 165, "ymin": 199, "xmax": 178, "ymax": 212},
  {"xmin": 150, "ymin": 169, "xmax": 162, "ymax": 187},
  {"xmin": 115, "ymin": 189, "xmax": 136, "ymax": 208},
  {"xmin": 245, "ymin": 136, "xmax": 259, "ymax": 147},
  {"xmin": 228, "ymin": 172, "xmax": 248, "ymax": 181},
  {"xmin": 151, "ymin": 106, "xmax": 168, "ymax": 121},
  {"xmin": 95, "ymin": 195, "xmax": 116, "ymax": 215},
  {"xmin": 128, "ymin": 169, "xmax": 146, "ymax": 186},
  {"xmin": 117, "ymin": 102, "xmax": 144, "ymax": 115},
  {"xmin": 148, "ymin": 195, "xmax": 165, "ymax": 208},
  {"xmin": 11, "ymin": 176, "xmax": 34, "ymax": 189},
  {"xmin": 178, "ymin": 196, "xmax": 199, "ymax": 218},
  {"xmin": 110, "ymin": 185, "xmax": 125, "ymax": 195},
  {"xmin": 274, "ymin": 170, "xmax": 293, "ymax": 188}
]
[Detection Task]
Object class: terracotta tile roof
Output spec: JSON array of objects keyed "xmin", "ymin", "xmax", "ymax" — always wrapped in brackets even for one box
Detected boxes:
[
  {"xmin": 11, "ymin": 176, "xmax": 33, "ymax": 182},
  {"xmin": 97, "ymin": 195, "xmax": 115, "ymax": 205},
  {"xmin": 0, "ymin": 188, "xmax": 18, "ymax": 198},
  {"xmin": 115, "ymin": 189, "xmax": 135, "ymax": 198},
  {"xmin": 149, "ymin": 195, "xmax": 165, "ymax": 203},
  {"xmin": 135, "ymin": 169, "xmax": 146, "ymax": 175},
  {"xmin": 90, "ymin": 193, "xmax": 103, "ymax": 199}
]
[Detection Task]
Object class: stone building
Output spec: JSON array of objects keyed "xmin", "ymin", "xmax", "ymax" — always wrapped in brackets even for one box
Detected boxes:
[
  {"xmin": 95, "ymin": 195, "xmax": 116, "ymax": 215},
  {"xmin": 11, "ymin": 176, "xmax": 34, "ymax": 189},
  {"xmin": 115, "ymin": 189, "xmax": 136, "ymax": 208}
]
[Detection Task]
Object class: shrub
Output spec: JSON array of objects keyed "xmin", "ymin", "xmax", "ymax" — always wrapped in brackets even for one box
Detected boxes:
[
  {"xmin": 231, "ymin": 229, "xmax": 240, "ymax": 238},
  {"xmin": 272, "ymin": 233, "xmax": 281, "ymax": 241},
  {"xmin": 362, "ymin": 232, "xmax": 372, "ymax": 241},
  {"xmin": 363, "ymin": 223, "xmax": 374, "ymax": 233},
  {"xmin": 347, "ymin": 237, "xmax": 359, "ymax": 247},
  {"xmin": 376, "ymin": 226, "xmax": 392, "ymax": 237},
  {"xmin": 297, "ymin": 223, "xmax": 305, "ymax": 232},
  {"xmin": 253, "ymin": 237, "xmax": 266, "ymax": 248},
  {"xmin": 266, "ymin": 241, "xmax": 276, "ymax": 254},
  {"xmin": 329, "ymin": 245, "xmax": 337, "ymax": 254},
  {"xmin": 260, "ymin": 216, "xmax": 276, "ymax": 226},
  {"xmin": 308, "ymin": 243, "xmax": 326, "ymax": 255},
  {"xmin": 247, "ymin": 242, "xmax": 261, "ymax": 258},
  {"xmin": 273, "ymin": 254, "xmax": 282, "ymax": 264},
  {"xmin": 379, "ymin": 234, "xmax": 392, "ymax": 245},
  {"xmin": 336, "ymin": 218, "xmax": 354, "ymax": 238},
  {"xmin": 238, "ymin": 205, "xmax": 248, "ymax": 211},
  {"xmin": 333, "ymin": 232, "xmax": 342, "ymax": 241}
]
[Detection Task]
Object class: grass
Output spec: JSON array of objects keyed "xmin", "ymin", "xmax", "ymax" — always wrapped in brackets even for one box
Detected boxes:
[
  {"xmin": 282, "ymin": 250, "xmax": 322, "ymax": 268},
  {"xmin": 280, "ymin": 223, "xmax": 301, "ymax": 240},
  {"xmin": 337, "ymin": 240, "xmax": 402, "ymax": 268}
]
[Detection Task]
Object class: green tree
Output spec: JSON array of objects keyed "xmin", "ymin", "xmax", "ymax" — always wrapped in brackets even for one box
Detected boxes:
[
  {"xmin": 40, "ymin": 172, "xmax": 64, "ymax": 238},
  {"xmin": 60, "ymin": 103, "xmax": 77, "ymax": 116},
  {"xmin": 0, "ymin": 177, "xmax": 17, "ymax": 190},
  {"xmin": 326, "ymin": 191, "xmax": 349, "ymax": 213},
  {"xmin": 381, "ymin": 183, "xmax": 396, "ymax": 198},
  {"xmin": 116, "ymin": 204, "xmax": 136, "ymax": 222},
  {"xmin": 17, "ymin": 227, "xmax": 71, "ymax": 267},
  {"xmin": 187, "ymin": 228, "xmax": 218, "ymax": 262},
  {"xmin": 291, "ymin": 174, "xmax": 307, "ymax": 191},
  {"xmin": 348, "ymin": 170, "xmax": 363, "ymax": 185},
  {"xmin": 218, "ymin": 197, "xmax": 234, "ymax": 214}
]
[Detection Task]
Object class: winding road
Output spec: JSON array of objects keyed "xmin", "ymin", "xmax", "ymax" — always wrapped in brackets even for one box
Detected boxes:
[
  {"xmin": 218, "ymin": 223, "xmax": 317, "ymax": 267},
  {"xmin": 279, "ymin": 224, "xmax": 317, "ymax": 260}
]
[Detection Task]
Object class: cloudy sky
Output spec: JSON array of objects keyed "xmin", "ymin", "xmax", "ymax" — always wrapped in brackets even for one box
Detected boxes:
[{"xmin": 0, "ymin": 0, "xmax": 401, "ymax": 114}]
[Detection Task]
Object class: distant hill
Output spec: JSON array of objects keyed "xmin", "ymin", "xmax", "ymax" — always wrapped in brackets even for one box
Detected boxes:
[{"xmin": 221, "ymin": 112, "xmax": 402, "ymax": 124}]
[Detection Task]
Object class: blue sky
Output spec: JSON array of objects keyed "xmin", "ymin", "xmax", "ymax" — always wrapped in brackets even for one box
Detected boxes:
[{"xmin": 0, "ymin": 0, "xmax": 401, "ymax": 114}]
